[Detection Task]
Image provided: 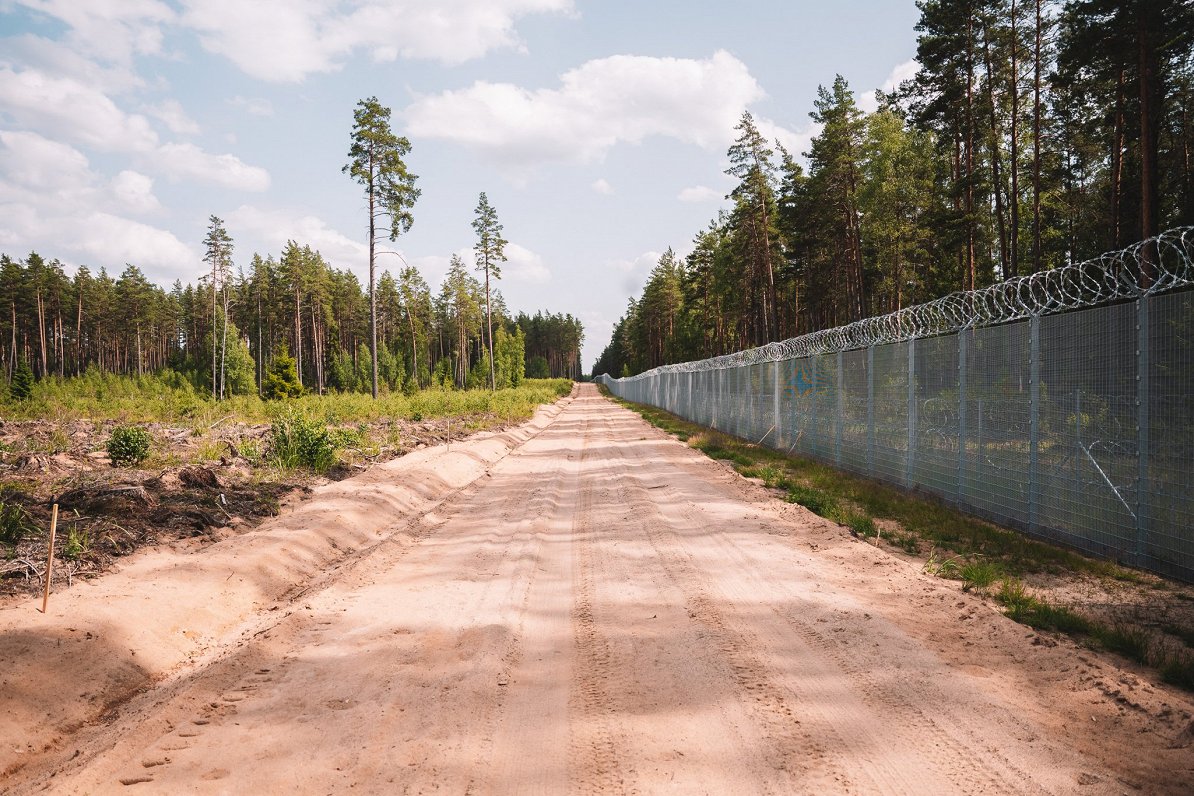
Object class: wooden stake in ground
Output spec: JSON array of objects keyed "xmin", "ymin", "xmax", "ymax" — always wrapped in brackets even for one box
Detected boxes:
[{"xmin": 40, "ymin": 503, "xmax": 59, "ymax": 613}]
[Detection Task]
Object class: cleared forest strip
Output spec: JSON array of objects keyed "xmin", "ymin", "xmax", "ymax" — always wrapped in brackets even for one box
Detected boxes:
[{"xmin": 0, "ymin": 389, "xmax": 574, "ymax": 781}]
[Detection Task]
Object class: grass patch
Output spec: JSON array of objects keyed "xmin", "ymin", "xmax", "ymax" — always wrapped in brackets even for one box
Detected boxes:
[
  {"xmin": 2, "ymin": 370, "xmax": 573, "ymax": 427},
  {"xmin": 960, "ymin": 559, "xmax": 1003, "ymax": 593}
]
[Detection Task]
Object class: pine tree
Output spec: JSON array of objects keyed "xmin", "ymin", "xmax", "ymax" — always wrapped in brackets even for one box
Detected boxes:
[
  {"xmin": 262, "ymin": 345, "xmax": 303, "ymax": 400},
  {"xmin": 344, "ymin": 97, "xmax": 420, "ymax": 399},
  {"xmin": 10, "ymin": 356, "xmax": 32, "ymax": 400},
  {"xmin": 202, "ymin": 216, "xmax": 234, "ymax": 399},
  {"xmin": 472, "ymin": 192, "xmax": 507, "ymax": 391}
]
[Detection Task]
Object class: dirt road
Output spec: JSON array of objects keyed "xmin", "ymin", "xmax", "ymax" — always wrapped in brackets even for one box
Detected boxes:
[{"xmin": 4, "ymin": 384, "xmax": 1193, "ymax": 794}]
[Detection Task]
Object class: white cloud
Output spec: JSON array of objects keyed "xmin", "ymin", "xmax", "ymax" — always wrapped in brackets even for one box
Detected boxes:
[
  {"xmin": 75, "ymin": 212, "xmax": 194, "ymax": 273},
  {"xmin": 0, "ymin": 33, "xmax": 145, "ymax": 93},
  {"xmin": 0, "ymin": 66, "xmax": 159, "ymax": 152},
  {"xmin": 153, "ymin": 143, "xmax": 270, "ymax": 191},
  {"xmin": 0, "ymin": 130, "xmax": 93, "ymax": 199},
  {"xmin": 756, "ymin": 116, "xmax": 821, "ymax": 160},
  {"xmin": 110, "ymin": 170, "xmax": 161, "ymax": 214},
  {"xmin": 145, "ymin": 98, "xmax": 200, "ymax": 135},
  {"xmin": 591, "ymin": 178, "xmax": 614, "ymax": 195},
  {"xmin": 227, "ymin": 205, "xmax": 368, "ymax": 271},
  {"xmin": 859, "ymin": 58, "xmax": 920, "ymax": 114},
  {"xmin": 606, "ymin": 250, "xmax": 661, "ymax": 294},
  {"xmin": 9, "ymin": 0, "xmax": 175, "ymax": 66},
  {"xmin": 677, "ymin": 185, "xmax": 720, "ymax": 203},
  {"xmin": 229, "ymin": 95, "xmax": 275, "ymax": 117},
  {"xmin": 504, "ymin": 242, "xmax": 551, "ymax": 283},
  {"xmin": 405, "ymin": 51, "xmax": 785, "ymax": 171},
  {"xmin": 181, "ymin": 0, "xmax": 573, "ymax": 82},
  {"xmin": 0, "ymin": 130, "xmax": 192, "ymax": 277}
]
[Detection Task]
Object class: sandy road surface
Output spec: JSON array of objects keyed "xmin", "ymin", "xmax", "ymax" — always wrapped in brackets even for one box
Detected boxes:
[{"xmin": 4, "ymin": 383, "xmax": 1194, "ymax": 794}]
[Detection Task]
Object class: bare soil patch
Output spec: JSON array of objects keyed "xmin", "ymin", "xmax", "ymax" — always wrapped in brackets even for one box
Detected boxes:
[{"xmin": 1, "ymin": 385, "xmax": 1191, "ymax": 794}]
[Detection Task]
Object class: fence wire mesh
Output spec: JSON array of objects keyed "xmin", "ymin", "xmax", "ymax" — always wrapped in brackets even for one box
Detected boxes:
[{"xmin": 600, "ymin": 230, "xmax": 1194, "ymax": 581}]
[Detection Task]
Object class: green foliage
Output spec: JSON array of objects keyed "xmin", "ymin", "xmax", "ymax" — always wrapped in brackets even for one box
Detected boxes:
[
  {"xmin": 526, "ymin": 355, "xmax": 550, "ymax": 379},
  {"xmin": 107, "ymin": 425, "xmax": 152, "ymax": 466},
  {"xmin": 355, "ymin": 343, "xmax": 373, "ymax": 393},
  {"xmin": 0, "ymin": 501, "xmax": 32, "ymax": 552},
  {"xmin": 960, "ymin": 559, "xmax": 1003, "ymax": 593},
  {"xmin": 270, "ymin": 412, "xmax": 337, "ymax": 472},
  {"xmin": 263, "ymin": 346, "xmax": 304, "ymax": 400},
  {"xmin": 327, "ymin": 346, "xmax": 356, "ymax": 393},
  {"xmin": 995, "ymin": 579, "xmax": 1091, "ymax": 633},
  {"xmin": 63, "ymin": 525, "xmax": 91, "ymax": 560},
  {"xmin": 377, "ymin": 340, "xmax": 405, "ymax": 392},
  {"xmin": 10, "ymin": 358, "xmax": 33, "ymax": 401}
]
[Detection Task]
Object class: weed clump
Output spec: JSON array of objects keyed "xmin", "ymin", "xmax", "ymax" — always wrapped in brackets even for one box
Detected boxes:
[
  {"xmin": 270, "ymin": 413, "xmax": 336, "ymax": 472},
  {"xmin": 106, "ymin": 426, "xmax": 152, "ymax": 466},
  {"xmin": 0, "ymin": 501, "xmax": 33, "ymax": 554}
]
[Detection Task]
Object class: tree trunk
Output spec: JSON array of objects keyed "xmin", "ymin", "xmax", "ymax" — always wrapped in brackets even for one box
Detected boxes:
[
  {"xmin": 368, "ymin": 151, "xmax": 379, "ymax": 399},
  {"xmin": 408, "ymin": 310, "xmax": 419, "ymax": 389},
  {"xmin": 1138, "ymin": 14, "xmax": 1161, "ymax": 286},
  {"xmin": 36, "ymin": 290, "xmax": 47, "ymax": 378},
  {"xmin": 982, "ymin": 18, "xmax": 1010, "ymax": 279},
  {"xmin": 1032, "ymin": 0, "xmax": 1043, "ymax": 271},
  {"xmin": 1111, "ymin": 68, "xmax": 1127, "ymax": 248},
  {"xmin": 485, "ymin": 264, "xmax": 496, "ymax": 391},
  {"xmin": 966, "ymin": 12, "xmax": 977, "ymax": 292},
  {"xmin": 1009, "ymin": 0, "xmax": 1021, "ymax": 279}
]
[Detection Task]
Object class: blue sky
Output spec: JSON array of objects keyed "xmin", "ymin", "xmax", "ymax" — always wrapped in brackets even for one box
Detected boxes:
[{"xmin": 0, "ymin": 1, "xmax": 921, "ymax": 370}]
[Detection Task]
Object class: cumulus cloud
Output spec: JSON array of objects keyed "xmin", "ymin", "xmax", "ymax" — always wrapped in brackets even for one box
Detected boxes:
[
  {"xmin": 859, "ymin": 58, "xmax": 920, "ymax": 114},
  {"xmin": 0, "ymin": 131, "xmax": 191, "ymax": 276},
  {"xmin": 181, "ymin": 0, "xmax": 573, "ymax": 82},
  {"xmin": 227, "ymin": 205, "xmax": 368, "ymax": 271},
  {"xmin": 405, "ymin": 51, "xmax": 783, "ymax": 170},
  {"xmin": 0, "ymin": 33, "xmax": 145, "ymax": 94},
  {"xmin": 229, "ymin": 95, "xmax": 275, "ymax": 117},
  {"xmin": 0, "ymin": 66, "xmax": 159, "ymax": 152},
  {"xmin": 504, "ymin": 242, "xmax": 551, "ymax": 283},
  {"xmin": 75, "ymin": 212, "xmax": 195, "ymax": 274},
  {"xmin": 677, "ymin": 185, "xmax": 720, "ymax": 203},
  {"xmin": 605, "ymin": 250, "xmax": 662, "ymax": 294},
  {"xmin": 0, "ymin": 130, "xmax": 94, "ymax": 200},
  {"xmin": 8, "ymin": 0, "xmax": 175, "ymax": 66},
  {"xmin": 110, "ymin": 170, "xmax": 161, "ymax": 214},
  {"xmin": 591, "ymin": 178, "xmax": 614, "ymax": 195},
  {"xmin": 153, "ymin": 143, "xmax": 270, "ymax": 191},
  {"xmin": 145, "ymin": 99, "xmax": 200, "ymax": 135}
]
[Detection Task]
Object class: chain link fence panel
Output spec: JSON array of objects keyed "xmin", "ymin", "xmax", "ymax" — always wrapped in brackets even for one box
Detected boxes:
[{"xmin": 599, "ymin": 231, "xmax": 1194, "ymax": 581}]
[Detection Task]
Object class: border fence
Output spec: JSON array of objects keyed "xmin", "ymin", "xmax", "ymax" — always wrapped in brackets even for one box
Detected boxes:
[{"xmin": 599, "ymin": 229, "xmax": 1194, "ymax": 582}]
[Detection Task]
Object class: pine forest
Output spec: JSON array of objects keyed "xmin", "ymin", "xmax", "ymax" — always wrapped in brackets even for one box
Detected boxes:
[{"xmin": 593, "ymin": 0, "xmax": 1194, "ymax": 377}]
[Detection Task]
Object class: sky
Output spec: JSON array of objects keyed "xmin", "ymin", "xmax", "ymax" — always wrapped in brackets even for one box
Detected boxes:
[{"xmin": 0, "ymin": 0, "xmax": 922, "ymax": 371}]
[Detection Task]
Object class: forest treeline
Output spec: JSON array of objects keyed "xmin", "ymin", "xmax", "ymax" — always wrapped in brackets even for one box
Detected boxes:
[
  {"xmin": 594, "ymin": 0, "xmax": 1194, "ymax": 377},
  {"xmin": 0, "ymin": 243, "xmax": 583, "ymax": 395}
]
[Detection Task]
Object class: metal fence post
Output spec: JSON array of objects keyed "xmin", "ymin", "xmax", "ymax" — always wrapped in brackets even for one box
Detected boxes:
[
  {"xmin": 773, "ymin": 359, "xmax": 781, "ymax": 449},
  {"xmin": 1136, "ymin": 296, "xmax": 1151, "ymax": 565},
  {"xmin": 958, "ymin": 330, "xmax": 967, "ymax": 506},
  {"xmin": 835, "ymin": 349, "xmax": 844, "ymax": 467},
  {"xmin": 867, "ymin": 346, "xmax": 875, "ymax": 477},
  {"xmin": 1029, "ymin": 314, "xmax": 1041, "ymax": 532},
  {"xmin": 906, "ymin": 339, "xmax": 917, "ymax": 489},
  {"xmin": 747, "ymin": 362, "xmax": 754, "ymax": 438}
]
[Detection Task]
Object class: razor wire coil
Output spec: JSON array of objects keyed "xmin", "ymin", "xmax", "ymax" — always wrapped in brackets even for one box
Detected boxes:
[{"xmin": 606, "ymin": 227, "xmax": 1194, "ymax": 379}]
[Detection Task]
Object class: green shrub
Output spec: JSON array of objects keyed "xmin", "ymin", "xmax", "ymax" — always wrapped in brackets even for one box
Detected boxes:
[
  {"xmin": 0, "ymin": 501, "xmax": 32, "ymax": 552},
  {"xmin": 270, "ymin": 413, "xmax": 336, "ymax": 472},
  {"xmin": 10, "ymin": 358, "xmax": 33, "ymax": 400},
  {"xmin": 107, "ymin": 425, "xmax": 152, "ymax": 466},
  {"xmin": 63, "ymin": 526, "xmax": 90, "ymax": 560},
  {"xmin": 263, "ymin": 346, "xmax": 304, "ymax": 400},
  {"xmin": 960, "ymin": 559, "xmax": 1003, "ymax": 593}
]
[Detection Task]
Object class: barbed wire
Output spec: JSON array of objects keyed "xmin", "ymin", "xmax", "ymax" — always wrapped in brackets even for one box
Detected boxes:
[{"xmin": 606, "ymin": 226, "xmax": 1194, "ymax": 380}]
